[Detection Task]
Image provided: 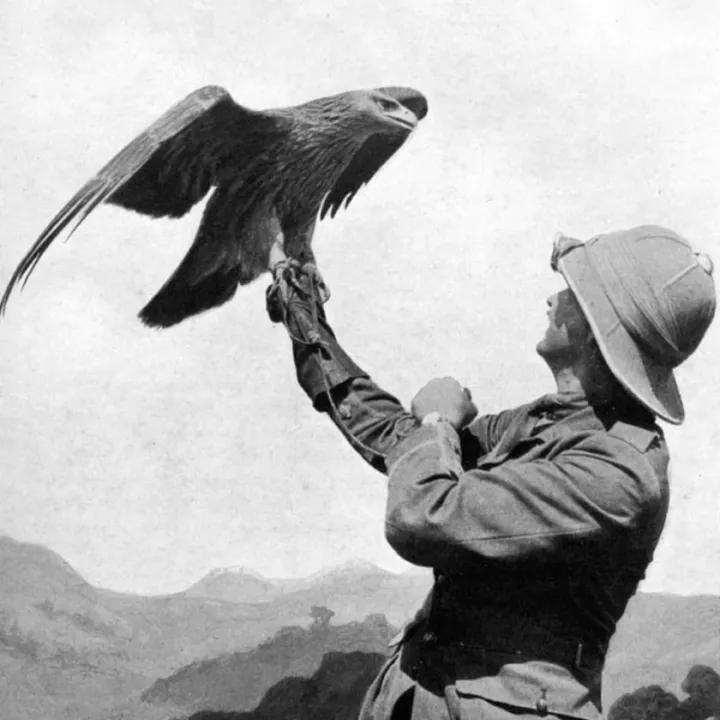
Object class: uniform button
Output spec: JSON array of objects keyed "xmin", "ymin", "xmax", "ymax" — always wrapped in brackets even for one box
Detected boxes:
[
  {"xmin": 338, "ymin": 401, "xmax": 352, "ymax": 420},
  {"xmin": 536, "ymin": 689, "xmax": 548, "ymax": 716},
  {"xmin": 422, "ymin": 631, "xmax": 438, "ymax": 646},
  {"xmin": 436, "ymin": 573, "xmax": 446, "ymax": 585}
]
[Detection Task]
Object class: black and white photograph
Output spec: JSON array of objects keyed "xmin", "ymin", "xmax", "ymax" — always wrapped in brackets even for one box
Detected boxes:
[{"xmin": 0, "ymin": 2, "xmax": 718, "ymax": 719}]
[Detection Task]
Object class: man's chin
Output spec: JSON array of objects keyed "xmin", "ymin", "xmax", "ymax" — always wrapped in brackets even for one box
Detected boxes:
[{"xmin": 536, "ymin": 339, "xmax": 562, "ymax": 369}]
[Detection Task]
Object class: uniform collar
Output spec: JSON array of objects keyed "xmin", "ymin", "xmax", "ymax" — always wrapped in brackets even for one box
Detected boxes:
[
  {"xmin": 530, "ymin": 387, "xmax": 656, "ymax": 430},
  {"xmin": 529, "ymin": 391, "xmax": 589, "ymax": 420}
]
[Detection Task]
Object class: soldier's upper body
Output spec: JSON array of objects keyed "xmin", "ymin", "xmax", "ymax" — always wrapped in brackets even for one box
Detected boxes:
[
  {"xmin": 382, "ymin": 384, "xmax": 669, "ymax": 717},
  {"xmin": 267, "ymin": 225, "xmax": 716, "ymax": 719}
]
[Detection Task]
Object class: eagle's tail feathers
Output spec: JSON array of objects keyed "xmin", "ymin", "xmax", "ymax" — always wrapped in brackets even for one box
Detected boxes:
[
  {"xmin": 138, "ymin": 269, "xmax": 240, "ymax": 328},
  {"xmin": 138, "ymin": 190, "xmax": 270, "ymax": 328}
]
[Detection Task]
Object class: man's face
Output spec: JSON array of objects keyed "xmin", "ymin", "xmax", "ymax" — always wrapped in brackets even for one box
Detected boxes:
[{"xmin": 536, "ymin": 288, "xmax": 592, "ymax": 365}]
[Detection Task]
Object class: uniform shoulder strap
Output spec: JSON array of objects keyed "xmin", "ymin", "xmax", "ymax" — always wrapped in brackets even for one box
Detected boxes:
[{"xmin": 609, "ymin": 419, "xmax": 659, "ymax": 452}]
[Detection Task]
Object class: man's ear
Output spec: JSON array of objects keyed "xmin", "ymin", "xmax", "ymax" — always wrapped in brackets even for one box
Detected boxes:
[
  {"xmin": 582, "ymin": 327, "xmax": 600, "ymax": 356},
  {"xmin": 585, "ymin": 332, "xmax": 614, "ymax": 381}
]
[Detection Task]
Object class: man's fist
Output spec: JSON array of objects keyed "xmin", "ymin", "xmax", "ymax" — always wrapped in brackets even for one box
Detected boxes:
[{"xmin": 411, "ymin": 377, "xmax": 478, "ymax": 430}]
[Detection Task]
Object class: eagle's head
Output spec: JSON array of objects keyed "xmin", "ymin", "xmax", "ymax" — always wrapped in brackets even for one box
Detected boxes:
[
  {"xmin": 337, "ymin": 87, "xmax": 428, "ymax": 138},
  {"xmin": 367, "ymin": 89, "xmax": 420, "ymax": 130}
]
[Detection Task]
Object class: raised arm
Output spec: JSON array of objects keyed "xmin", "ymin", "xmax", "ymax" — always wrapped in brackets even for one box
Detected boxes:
[
  {"xmin": 383, "ymin": 419, "xmax": 667, "ymax": 571},
  {"xmin": 266, "ymin": 260, "xmax": 419, "ymax": 473}
]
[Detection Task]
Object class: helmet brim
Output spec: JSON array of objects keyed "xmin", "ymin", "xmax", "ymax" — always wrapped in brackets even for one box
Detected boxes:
[{"xmin": 557, "ymin": 244, "xmax": 684, "ymax": 425}]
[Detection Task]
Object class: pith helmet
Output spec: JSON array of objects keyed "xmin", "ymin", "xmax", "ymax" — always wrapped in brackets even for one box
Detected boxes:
[{"xmin": 552, "ymin": 225, "xmax": 716, "ymax": 424}]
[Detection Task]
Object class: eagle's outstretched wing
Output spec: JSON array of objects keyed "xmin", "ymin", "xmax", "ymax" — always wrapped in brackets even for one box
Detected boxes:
[
  {"xmin": 322, "ymin": 131, "xmax": 417, "ymax": 220},
  {"xmin": 320, "ymin": 86, "xmax": 428, "ymax": 220},
  {"xmin": 0, "ymin": 86, "xmax": 286, "ymax": 315},
  {"xmin": 320, "ymin": 134, "xmax": 409, "ymax": 220}
]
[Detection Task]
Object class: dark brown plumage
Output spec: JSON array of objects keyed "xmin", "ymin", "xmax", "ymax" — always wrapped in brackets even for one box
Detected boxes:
[{"xmin": 0, "ymin": 85, "xmax": 428, "ymax": 328}]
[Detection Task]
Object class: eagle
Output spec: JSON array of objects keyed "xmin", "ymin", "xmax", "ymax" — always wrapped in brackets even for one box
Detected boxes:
[{"xmin": 0, "ymin": 85, "xmax": 428, "ymax": 328}]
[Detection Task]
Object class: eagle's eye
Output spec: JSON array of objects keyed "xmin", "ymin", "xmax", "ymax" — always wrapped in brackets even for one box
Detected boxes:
[{"xmin": 376, "ymin": 98, "xmax": 397, "ymax": 113}]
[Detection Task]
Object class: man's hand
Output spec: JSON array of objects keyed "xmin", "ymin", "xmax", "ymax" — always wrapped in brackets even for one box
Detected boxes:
[{"xmin": 411, "ymin": 377, "xmax": 478, "ymax": 430}]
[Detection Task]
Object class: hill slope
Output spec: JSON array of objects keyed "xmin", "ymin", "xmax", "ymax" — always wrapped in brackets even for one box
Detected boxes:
[
  {"xmin": 0, "ymin": 535, "xmax": 134, "ymax": 663},
  {"xmin": 188, "ymin": 651, "xmax": 387, "ymax": 720},
  {"xmin": 141, "ymin": 614, "xmax": 396, "ymax": 714}
]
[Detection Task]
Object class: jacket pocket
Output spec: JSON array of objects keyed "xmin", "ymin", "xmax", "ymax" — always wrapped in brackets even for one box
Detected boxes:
[{"xmin": 454, "ymin": 659, "xmax": 602, "ymax": 720}]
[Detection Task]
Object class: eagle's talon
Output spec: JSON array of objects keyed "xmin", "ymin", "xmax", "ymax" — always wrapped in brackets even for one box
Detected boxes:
[
  {"xmin": 302, "ymin": 263, "xmax": 331, "ymax": 304},
  {"xmin": 267, "ymin": 257, "xmax": 302, "ymax": 324},
  {"xmin": 267, "ymin": 258, "xmax": 331, "ymax": 328},
  {"xmin": 271, "ymin": 257, "xmax": 299, "ymax": 281},
  {"xmin": 317, "ymin": 283, "xmax": 331, "ymax": 304},
  {"xmin": 266, "ymin": 275, "xmax": 288, "ymax": 324}
]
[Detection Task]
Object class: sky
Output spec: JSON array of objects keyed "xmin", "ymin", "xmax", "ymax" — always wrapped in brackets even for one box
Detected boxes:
[{"xmin": 1, "ymin": 0, "xmax": 719, "ymax": 596}]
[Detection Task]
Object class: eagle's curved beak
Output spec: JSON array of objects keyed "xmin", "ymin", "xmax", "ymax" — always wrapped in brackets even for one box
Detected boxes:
[
  {"xmin": 388, "ymin": 105, "xmax": 419, "ymax": 130},
  {"xmin": 380, "ymin": 87, "xmax": 429, "ymax": 121}
]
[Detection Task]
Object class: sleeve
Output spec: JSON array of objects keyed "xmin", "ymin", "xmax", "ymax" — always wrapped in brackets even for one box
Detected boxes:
[
  {"xmin": 316, "ymin": 375, "xmax": 421, "ymax": 474},
  {"xmin": 269, "ymin": 267, "xmax": 421, "ymax": 473},
  {"xmin": 383, "ymin": 422, "xmax": 662, "ymax": 570},
  {"xmin": 458, "ymin": 405, "xmax": 532, "ymax": 468}
]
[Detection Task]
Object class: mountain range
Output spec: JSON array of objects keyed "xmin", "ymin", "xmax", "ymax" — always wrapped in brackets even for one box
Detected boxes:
[
  {"xmin": 0, "ymin": 535, "xmax": 430, "ymax": 720},
  {"xmin": 183, "ymin": 558, "xmax": 430, "ymax": 624},
  {"xmin": 0, "ymin": 534, "xmax": 717, "ymax": 720}
]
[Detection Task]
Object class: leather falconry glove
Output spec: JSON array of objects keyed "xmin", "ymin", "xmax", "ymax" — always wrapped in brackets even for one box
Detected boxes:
[{"xmin": 266, "ymin": 261, "xmax": 368, "ymax": 410}]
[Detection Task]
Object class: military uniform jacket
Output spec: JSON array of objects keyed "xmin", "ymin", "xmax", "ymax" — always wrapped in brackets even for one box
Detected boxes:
[{"xmin": 310, "ymin": 376, "xmax": 670, "ymax": 720}]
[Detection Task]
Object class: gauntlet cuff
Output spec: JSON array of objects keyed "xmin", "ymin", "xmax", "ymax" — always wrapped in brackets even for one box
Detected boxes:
[
  {"xmin": 267, "ymin": 265, "xmax": 368, "ymax": 408},
  {"xmin": 292, "ymin": 320, "xmax": 368, "ymax": 409}
]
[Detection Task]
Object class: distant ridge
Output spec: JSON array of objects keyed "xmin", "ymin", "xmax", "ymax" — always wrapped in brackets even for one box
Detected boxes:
[
  {"xmin": 185, "ymin": 566, "xmax": 279, "ymax": 604},
  {"xmin": 184, "ymin": 558, "xmax": 404, "ymax": 605},
  {"xmin": 0, "ymin": 535, "xmax": 92, "ymax": 596},
  {"xmin": 205, "ymin": 566, "xmax": 270, "ymax": 580}
]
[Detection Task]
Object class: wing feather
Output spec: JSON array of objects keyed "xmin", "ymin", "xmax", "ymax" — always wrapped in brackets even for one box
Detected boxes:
[
  {"xmin": 319, "ymin": 133, "xmax": 408, "ymax": 220},
  {"xmin": 320, "ymin": 87, "xmax": 427, "ymax": 220},
  {"xmin": 0, "ymin": 86, "xmax": 286, "ymax": 315}
]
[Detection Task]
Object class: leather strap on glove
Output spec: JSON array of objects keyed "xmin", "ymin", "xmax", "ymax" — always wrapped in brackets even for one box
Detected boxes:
[{"xmin": 266, "ymin": 262, "xmax": 368, "ymax": 409}]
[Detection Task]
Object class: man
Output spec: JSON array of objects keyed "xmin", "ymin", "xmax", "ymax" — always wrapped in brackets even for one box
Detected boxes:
[{"xmin": 266, "ymin": 225, "xmax": 715, "ymax": 719}]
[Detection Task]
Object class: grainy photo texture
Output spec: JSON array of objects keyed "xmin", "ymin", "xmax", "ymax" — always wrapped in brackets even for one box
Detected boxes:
[{"xmin": 0, "ymin": 2, "xmax": 718, "ymax": 720}]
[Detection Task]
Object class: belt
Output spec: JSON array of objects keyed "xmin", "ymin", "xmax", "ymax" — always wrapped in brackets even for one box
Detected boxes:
[
  {"xmin": 396, "ymin": 612, "xmax": 606, "ymax": 674},
  {"xmin": 417, "ymin": 626, "xmax": 605, "ymax": 673}
]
